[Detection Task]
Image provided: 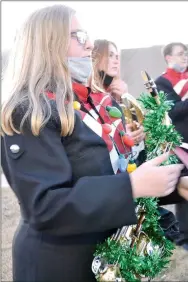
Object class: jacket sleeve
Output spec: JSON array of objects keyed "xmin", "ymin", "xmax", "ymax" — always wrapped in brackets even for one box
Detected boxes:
[
  {"xmin": 155, "ymin": 76, "xmax": 188, "ymax": 121},
  {"xmin": 1, "ymin": 121, "xmax": 137, "ymax": 237}
]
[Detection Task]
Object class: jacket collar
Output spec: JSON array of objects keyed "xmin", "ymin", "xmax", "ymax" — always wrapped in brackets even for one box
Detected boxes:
[
  {"xmin": 166, "ymin": 68, "xmax": 187, "ymax": 79},
  {"xmin": 46, "ymin": 82, "xmax": 91, "ymax": 103},
  {"xmin": 72, "ymin": 82, "xmax": 91, "ymax": 103}
]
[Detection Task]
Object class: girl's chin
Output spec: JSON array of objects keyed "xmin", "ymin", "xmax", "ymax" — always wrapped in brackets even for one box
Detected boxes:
[{"xmin": 108, "ymin": 71, "xmax": 118, "ymax": 77}]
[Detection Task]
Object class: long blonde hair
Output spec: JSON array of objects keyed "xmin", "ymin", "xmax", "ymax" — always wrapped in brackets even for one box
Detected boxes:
[
  {"xmin": 2, "ymin": 5, "xmax": 75, "ymax": 137},
  {"xmin": 92, "ymin": 39, "xmax": 120, "ymax": 91}
]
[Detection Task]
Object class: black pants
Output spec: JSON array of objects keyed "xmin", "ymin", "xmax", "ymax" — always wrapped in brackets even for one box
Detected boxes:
[
  {"xmin": 176, "ymin": 162, "xmax": 188, "ymax": 245},
  {"xmin": 13, "ymin": 221, "xmax": 100, "ymax": 282},
  {"xmin": 176, "ymin": 200, "xmax": 188, "ymax": 245},
  {"xmin": 159, "ymin": 201, "xmax": 188, "ymax": 245},
  {"xmin": 159, "ymin": 153, "xmax": 188, "ymax": 245}
]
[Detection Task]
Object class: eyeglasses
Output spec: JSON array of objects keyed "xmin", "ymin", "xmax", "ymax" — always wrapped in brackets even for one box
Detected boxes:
[{"xmin": 71, "ymin": 30, "xmax": 88, "ymax": 45}]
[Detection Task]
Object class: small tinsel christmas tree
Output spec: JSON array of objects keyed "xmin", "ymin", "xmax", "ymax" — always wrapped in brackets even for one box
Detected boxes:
[{"xmin": 92, "ymin": 71, "xmax": 183, "ymax": 282}]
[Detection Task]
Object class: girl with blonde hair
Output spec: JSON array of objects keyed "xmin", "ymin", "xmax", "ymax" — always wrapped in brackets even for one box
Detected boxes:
[
  {"xmin": 92, "ymin": 39, "xmax": 127, "ymax": 101},
  {"xmin": 1, "ymin": 5, "xmax": 184, "ymax": 282},
  {"xmin": 92, "ymin": 39, "xmax": 145, "ymax": 157}
]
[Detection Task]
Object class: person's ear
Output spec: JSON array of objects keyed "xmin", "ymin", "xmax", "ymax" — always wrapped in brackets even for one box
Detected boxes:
[{"xmin": 165, "ymin": 55, "xmax": 172, "ymax": 64}]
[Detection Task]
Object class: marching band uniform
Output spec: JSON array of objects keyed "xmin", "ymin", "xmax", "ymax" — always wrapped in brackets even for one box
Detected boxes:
[
  {"xmin": 155, "ymin": 68, "xmax": 188, "ymax": 249},
  {"xmin": 1, "ymin": 83, "xmax": 183, "ymax": 281},
  {"xmin": 155, "ymin": 68, "xmax": 188, "ymax": 148}
]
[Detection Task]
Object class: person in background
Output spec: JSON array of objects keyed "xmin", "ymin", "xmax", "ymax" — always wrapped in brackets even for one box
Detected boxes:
[
  {"xmin": 155, "ymin": 42, "xmax": 188, "ymax": 251},
  {"xmin": 92, "ymin": 40, "xmax": 128, "ymax": 102},
  {"xmin": 92, "ymin": 39, "xmax": 146, "ymax": 162},
  {"xmin": 155, "ymin": 42, "xmax": 188, "ymax": 143},
  {"xmin": 1, "ymin": 6, "xmax": 185, "ymax": 282}
]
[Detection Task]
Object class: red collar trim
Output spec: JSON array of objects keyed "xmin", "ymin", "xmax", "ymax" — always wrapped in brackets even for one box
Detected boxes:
[
  {"xmin": 166, "ymin": 68, "xmax": 187, "ymax": 79},
  {"xmin": 72, "ymin": 82, "xmax": 90, "ymax": 103},
  {"xmin": 46, "ymin": 83, "xmax": 90, "ymax": 103}
]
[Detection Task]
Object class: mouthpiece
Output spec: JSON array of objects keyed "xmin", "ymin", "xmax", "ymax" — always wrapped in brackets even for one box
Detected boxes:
[{"xmin": 141, "ymin": 70, "xmax": 160, "ymax": 104}]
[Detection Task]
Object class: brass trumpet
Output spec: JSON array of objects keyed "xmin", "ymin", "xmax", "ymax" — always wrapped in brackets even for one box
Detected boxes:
[
  {"xmin": 119, "ymin": 92, "xmax": 145, "ymax": 160},
  {"xmin": 119, "ymin": 92, "xmax": 145, "ymax": 129}
]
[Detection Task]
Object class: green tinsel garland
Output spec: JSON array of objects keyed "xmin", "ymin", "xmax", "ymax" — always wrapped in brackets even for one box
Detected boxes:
[{"xmin": 94, "ymin": 91, "xmax": 183, "ymax": 282}]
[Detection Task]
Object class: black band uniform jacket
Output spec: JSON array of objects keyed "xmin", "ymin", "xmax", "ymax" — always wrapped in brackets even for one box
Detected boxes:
[{"xmin": 1, "ymin": 83, "xmax": 183, "ymax": 282}]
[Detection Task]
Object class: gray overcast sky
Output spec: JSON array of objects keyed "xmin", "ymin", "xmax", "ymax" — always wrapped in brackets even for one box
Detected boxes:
[{"xmin": 2, "ymin": 1, "xmax": 187, "ymax": 51}]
